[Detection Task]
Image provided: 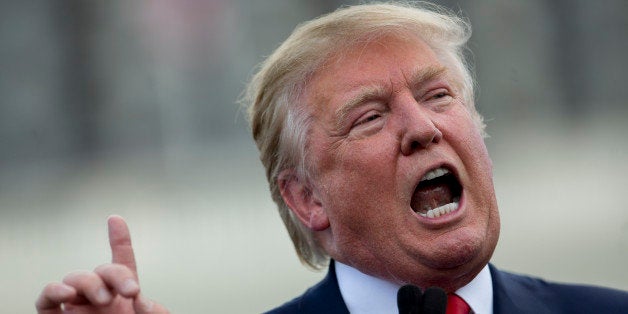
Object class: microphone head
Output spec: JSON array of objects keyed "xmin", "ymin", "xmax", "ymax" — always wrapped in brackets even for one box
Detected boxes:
[
  {"xmin": 397, "ymin": 284, "xmax": 423, "ymax": 314},
  {"xmin": 422, "ymin": 287, "xmax": 447, "ymax": 314}
]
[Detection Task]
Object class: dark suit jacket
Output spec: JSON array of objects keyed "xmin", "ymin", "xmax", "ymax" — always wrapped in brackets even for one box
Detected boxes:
[{"xmin": 265, "ymin": 262, "xmax": 628, "ymax": 313}]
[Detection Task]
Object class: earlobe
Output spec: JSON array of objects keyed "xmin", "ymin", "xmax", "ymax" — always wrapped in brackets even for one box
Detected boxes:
[{"xmin": 278, "ymin": 170, "xmax": 330, "ymax": 231}]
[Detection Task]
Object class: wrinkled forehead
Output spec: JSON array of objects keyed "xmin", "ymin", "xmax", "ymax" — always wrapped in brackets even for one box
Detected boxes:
[{"xmin": 302, "ymin": 33, "xmax": 458, "ymax": 113}]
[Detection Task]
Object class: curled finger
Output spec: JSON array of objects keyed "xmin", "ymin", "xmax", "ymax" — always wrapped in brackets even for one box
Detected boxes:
[
  {"xmin": 35, "ymin": 282, "xmax": 77, "ymax": 313},
  {"xmin": 62, "ymin": 270, "xmax": 113, "ymax": 306},
  {"xmin": 94, "ymin": 263, "xmax": 140, "ymax": 298}
]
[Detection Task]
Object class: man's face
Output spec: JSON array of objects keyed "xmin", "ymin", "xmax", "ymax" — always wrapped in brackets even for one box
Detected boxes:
[{"xmin": 301, "ymin": 35, "xmax": 500, "ymax": 290}]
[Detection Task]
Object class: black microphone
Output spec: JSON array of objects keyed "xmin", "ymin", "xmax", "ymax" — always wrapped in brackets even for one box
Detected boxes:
[
  {"xmin": 422, "ymin": 287, "xmax": 447, "ymax": 314},
  {"xmin": 397, "ymin": 284, "xmax": 423, "ymax": 314}
]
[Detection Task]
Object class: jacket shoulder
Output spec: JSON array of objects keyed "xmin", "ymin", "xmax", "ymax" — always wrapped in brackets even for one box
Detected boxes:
[{"xmin": 491, "ymin": 265, "xmax": 628, "ymax": 314}]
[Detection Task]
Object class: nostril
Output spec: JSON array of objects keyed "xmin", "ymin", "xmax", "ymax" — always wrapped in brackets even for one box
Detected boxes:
[
  {"xmin": 402, "ymin": 123, "xmax": 440, "ymax": 154},
  {"xmin": 410, "ymin": 141, "xmax": 420, "ymax": 150}
]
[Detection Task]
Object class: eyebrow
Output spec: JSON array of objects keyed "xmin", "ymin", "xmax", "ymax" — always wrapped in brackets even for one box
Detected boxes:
[
  {"xmin": 333, "ymin": 65, "xmax": 448, "ymax": 129},
  {"xmin": 333, "ymin": 84, "xmax": 388, "ymax": 130},
  {"xmin": 408, "ymin": 65, "xmax": 448, "ymax": 90}
]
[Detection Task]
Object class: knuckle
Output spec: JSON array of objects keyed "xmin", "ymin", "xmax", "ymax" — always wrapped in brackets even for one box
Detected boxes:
[
  {"xmin": 62, "ymin": 269, "xmax": 96, "ymax": 285},
  {"xmin": 42, "ymin": 282, "xmax": 61, "ymax": 295},
  {"xmin": 94, "ymin": 263, "xmax": 113, "ymax": 274},
  {"xmin": 94, "ymin": 263, "xmax": 128, "ymax": 277}
]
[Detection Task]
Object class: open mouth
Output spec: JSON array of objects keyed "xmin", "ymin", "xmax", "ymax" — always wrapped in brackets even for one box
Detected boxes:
[{"xmin": 411, "ymin": 166, "xmax": 462, "ymax": 218}]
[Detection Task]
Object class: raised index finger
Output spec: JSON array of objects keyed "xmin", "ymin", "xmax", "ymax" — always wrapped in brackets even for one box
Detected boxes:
[{"xmin": 108, "ymin": 215, "xmax": 138, "ymax": 280}]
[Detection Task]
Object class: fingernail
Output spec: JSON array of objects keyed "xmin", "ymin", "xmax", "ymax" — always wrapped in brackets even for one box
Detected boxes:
[
  {"xmin": 137, "ymin": 294, "xmax": 154, "ymax": 311},
  {"xmin": 96, "ymin": 287, "xmax": 112, "ymax": 304},
  {"xmin": 122, "ymin": 279, "xmax": 140, "ymax": 295}
]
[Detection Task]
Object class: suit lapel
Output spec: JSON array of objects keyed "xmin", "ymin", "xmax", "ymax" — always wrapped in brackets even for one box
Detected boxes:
[
  {"xmin": 490, "ymin": 264, "xmax": 554, "ymax": 314},
  {"xmin": 298, "ymin": 261, "xmax": 350, "ymax": 314},
  {"xmin": 490, "ymin": 264, "xmax": 524, "ymax": 314}
]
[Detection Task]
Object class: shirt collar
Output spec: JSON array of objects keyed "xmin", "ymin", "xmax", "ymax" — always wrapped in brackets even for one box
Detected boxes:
[
  {"xmin": 335, "ymin": 260, "xmax": 493, "ymax": 314},
  {"xmin": 456, "ymin": 265, "xmax": 493, "ymax": 314}
]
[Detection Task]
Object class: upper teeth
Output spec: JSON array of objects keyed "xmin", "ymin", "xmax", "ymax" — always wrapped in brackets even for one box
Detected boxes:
[{"xmin": 420, "ymin": 167, "xmax": 450, "ymax": 182}]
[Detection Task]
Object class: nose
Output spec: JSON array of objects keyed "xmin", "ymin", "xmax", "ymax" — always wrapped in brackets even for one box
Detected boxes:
[{"xmin": 400, "ymin": 107, "xmax": 442, "ymax": 155}]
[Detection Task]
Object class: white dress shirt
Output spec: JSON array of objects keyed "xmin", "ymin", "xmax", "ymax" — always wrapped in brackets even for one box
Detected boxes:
[{"xmin": 336, "ymin": 261, "xmax": 493, "ymax": 314}]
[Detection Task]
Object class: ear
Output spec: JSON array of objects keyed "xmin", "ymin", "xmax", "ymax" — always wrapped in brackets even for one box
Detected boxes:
[{"xmin": 278, "ymin": 170, "xmax": 330, "ymax": 231}]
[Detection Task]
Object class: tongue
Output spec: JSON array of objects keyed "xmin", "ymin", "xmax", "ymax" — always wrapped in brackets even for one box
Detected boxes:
[{"xmin": 411, "ymin": 183, "xmax": 453, "ymax": 213}]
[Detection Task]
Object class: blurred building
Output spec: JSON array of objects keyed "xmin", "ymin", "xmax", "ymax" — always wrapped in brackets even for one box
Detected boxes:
[{"xmin": 1, "ymin": 1, "xmax": 626, "ymax": 313}]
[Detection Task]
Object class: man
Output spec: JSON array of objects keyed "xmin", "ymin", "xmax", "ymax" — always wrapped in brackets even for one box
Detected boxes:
[
  {"xmin": 36, "ymin": 2, "xmax": 627, "ymax": 314},
  {"xmin": 246, "ymin": 3, "xmax": 628, "ymax": 313}
]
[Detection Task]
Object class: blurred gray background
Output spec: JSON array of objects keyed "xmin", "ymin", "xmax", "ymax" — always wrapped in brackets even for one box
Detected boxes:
[{"xmin": 1, "ymin": 0, "xmax": 627, "ymax": 313}]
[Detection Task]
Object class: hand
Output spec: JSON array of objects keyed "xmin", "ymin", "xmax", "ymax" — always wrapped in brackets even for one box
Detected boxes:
[{"xmin": 36, "ymin": 215, "xmax": 169, "ymax": 314}]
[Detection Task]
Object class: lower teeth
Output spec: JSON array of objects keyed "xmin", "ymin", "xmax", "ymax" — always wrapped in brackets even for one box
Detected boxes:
[{"xmin": 418, "ymin": 200, "xmax": 459, "ymax": 218}]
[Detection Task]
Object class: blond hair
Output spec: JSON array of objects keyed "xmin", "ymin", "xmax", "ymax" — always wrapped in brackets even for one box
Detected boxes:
[{"xmin": 243, "ymin": 2, "xmax": 484, "ymax": 269}]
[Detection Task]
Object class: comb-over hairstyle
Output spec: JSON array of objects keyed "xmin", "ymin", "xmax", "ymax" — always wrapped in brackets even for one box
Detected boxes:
[{"xmin": 243, "ymin": 2, "xmax": 484, "ymax": 269}]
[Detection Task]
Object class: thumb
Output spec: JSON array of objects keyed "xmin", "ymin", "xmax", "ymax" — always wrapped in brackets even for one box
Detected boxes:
[
  {"xmin": 134, "ymin": 294, "xmax": 170, "ymax": 314},
  {"xmin": 108, "ymin": 215, "xmax": 138, "ymax": 279}
]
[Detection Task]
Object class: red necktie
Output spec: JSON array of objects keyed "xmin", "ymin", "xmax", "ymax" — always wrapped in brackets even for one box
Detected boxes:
[{"xmin": 446, "ymin": 294, "xmax": 470, "ymax": 314}]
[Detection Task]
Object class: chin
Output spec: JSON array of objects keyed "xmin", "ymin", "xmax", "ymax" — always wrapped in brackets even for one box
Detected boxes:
[
  {"xmin": 417, "ymin": 226, "xmax": 497, "ymax": 290},
  {"xmin": 429, "ymin": 230, "xmax": 484, "ymax": 267}
]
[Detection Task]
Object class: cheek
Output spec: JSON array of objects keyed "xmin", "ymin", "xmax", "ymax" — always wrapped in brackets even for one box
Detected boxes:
[
  {"xmin": 443, "ymin": 108, "xmax": 492, "ymax": 170},
  {"xmin": 466, "ymin": 126, "xmax": 493, "ymax": 182},
  {"xmin": 466, "ymin": 131, "xmax": 492, "ymax": 174},
  {"xmin": 316, "ymin": 132, "xmax": 399, "ymax": 185},
  {"xmin": 439, "ymin": 108, "xmax": 495, "ymax": 204},
  {"xmin": 314, "ymin": 136, "xmax": 402, "ymax": 225}
]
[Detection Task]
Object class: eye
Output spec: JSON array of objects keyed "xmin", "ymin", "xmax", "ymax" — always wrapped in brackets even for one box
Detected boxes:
[
  {"xmin": 421, "ymin": 88, "xmax": 454, "ymax": 107},
  {"xmin": 419, "ymin": 87, "xmax": 455, "ymax": 112},
  {"xmin": 431, "ymin": 91, "xmax": 449, "ymax": 99},
  {"xmin": 352, "ymin": 111, "xmax": 382, "ymax": 128},
  {"xmin": 426, "ymin": 88, "xmax": 452, "ymax": 101}
]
